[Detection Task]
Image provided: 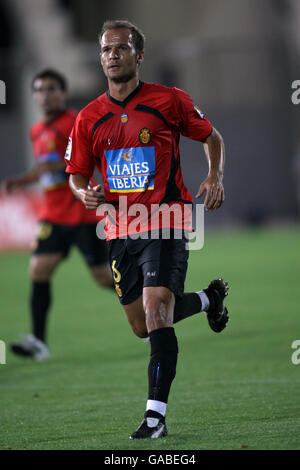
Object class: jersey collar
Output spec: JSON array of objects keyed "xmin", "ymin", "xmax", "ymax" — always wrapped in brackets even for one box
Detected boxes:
[{"xmin": 106, "ymin": 81, "xmax": 143, "ymax": 108}]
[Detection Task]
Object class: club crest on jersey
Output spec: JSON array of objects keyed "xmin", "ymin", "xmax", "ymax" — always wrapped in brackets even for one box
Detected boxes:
[
  {"xmin": 104, "ymin": 146, "xmax": 155, "ymax": 193},
  {"xmin": 194, "ymin": 105, "xmax": 204, "ymax": 119},
  {"xmin": 121, "ymin": 113, "xmax": 128, "ymax": 124},
  {"xmin": 139, "ymin": 128, "xmax": 151, "ymax": 144}
]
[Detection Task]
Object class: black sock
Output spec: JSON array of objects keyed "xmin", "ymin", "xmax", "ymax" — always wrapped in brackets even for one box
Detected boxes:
[
  {"xmin": 173, "ymin": 293, "xmax": 202, "ymax": 324},
  {"xmin": 31, "ymin": 281, "xmax": 51, "ymax": 343},
  {"xmin": 148, "ymin": 327, "xmax": 178, "ymax": 405}
]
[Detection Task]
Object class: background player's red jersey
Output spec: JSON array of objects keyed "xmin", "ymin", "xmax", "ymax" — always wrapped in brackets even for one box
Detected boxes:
[
  {"xmin": 65, "ymin": 83, "xmax": 213, "ymax": 238},
  {"xmin": 31, "ymin": 109, "xmax": 99, "ymax": 225}
]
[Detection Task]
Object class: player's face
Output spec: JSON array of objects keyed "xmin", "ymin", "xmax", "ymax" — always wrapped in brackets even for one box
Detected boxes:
[
  {"xmin": 32, "ymin": 78, "xmax": 66, "ymax": 114},
  {"xmin": 100, "ymin": 28, "xmax": 144, "ymax": 83}
]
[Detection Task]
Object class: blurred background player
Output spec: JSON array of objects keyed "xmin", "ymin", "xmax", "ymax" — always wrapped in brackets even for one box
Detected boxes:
[{"xmin": 3, "ymin": 69, "xmax": 113, "ymax": 361}]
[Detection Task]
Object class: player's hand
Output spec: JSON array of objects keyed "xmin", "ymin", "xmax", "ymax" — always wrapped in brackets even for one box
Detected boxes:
[
  {"xmin": 196, "ymin": 174, "xmax": 225, "ymax": 210},
  {"xmin": 82, "ymin": 184, "xmax": 105, "ymax": 210},
  {"xmin": 36, "ymin": 162, "xmax": 52, "ymax": 174}
]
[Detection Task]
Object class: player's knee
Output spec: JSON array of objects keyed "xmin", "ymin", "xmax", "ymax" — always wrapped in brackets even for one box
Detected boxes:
[
  {"xmin": 143, "ymin": 296, "xmax": 170, "ymax": 328},
  {"xmin": 133, "ymin": 326, "xmax": 148, "ymax": 338},
  {"xmin": 128, "ymin": 320, "xmax": 148, "ymax": 338},
  {"xmin": 90, "ymin": 264, "xmax": 114, "ymax": 288},
  {"xmin": 29, "ymin": 260, "xmax": 51, "ymax": 281},
  {"xmin": 29, "ymin": 256, "xmax": 60, "ymax": 281},
  {"xmin": 96, "ymin": 274, "xmax": 114, "ymax": 288}
]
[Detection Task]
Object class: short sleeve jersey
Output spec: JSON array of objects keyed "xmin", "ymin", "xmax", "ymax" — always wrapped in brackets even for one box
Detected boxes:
[
  {"xmin": 65, "ymin": 82, "xmax": 213, "ymax": 238},
  {"xmin": 31, "ymin": 109, "xmax": 99, "ymax": 225}
]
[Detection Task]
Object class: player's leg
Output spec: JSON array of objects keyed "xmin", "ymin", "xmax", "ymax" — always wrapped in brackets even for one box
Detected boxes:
[
  {"xmin": 89, "ymin": 264, "xmax": 114, "ymax": 288},
  {"xmin": 122, "ymin": 285, "xmax": 176, "ymax": 439},
  {"xmin": 142, "ymin": 286, "xmax": 177, "ymax": 435},
  {"xmin": 10, "ymin": 222, "xmax": 69, "ymax": 360},
  {"xmin": 135, "ymin": 283, "xmax": 229, "ymax": 339},
  {"xmin": 129, "ymin": 234, "xmax": 185, "ymax": 439},
  {"xmin": 122, "ymin": 295, "xmax": 148, "ymax": 338},
  {"xmin": 75, "ymin": 223, "xmax": 114, "ymax": 289},
  {"xmin": 10, "ymin": 253, "xmax": 63, "ymax": 360},
  {"xmin": 30, "ymin": 252, "xmax": 63, "ymax": 337},
  {"xmin": 126, "ymin": 285, "xmax": 229, "ymax": 335},
  {"xmin": 107, "ymin": 233, "xmax": 212, "ymax": 438},
  {"xmin": 120, "ymin": 245, "xmax": 229, "ymax": 335}
]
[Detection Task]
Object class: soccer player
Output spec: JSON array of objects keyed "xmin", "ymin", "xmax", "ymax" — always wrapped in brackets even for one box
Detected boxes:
[
  {"xmin": 66, "ymin": 21, "xmax": 229, "ymax": 439},
  {"xmin": 3, "ymin": 69, "xmax": 113, "ymax": 361}
]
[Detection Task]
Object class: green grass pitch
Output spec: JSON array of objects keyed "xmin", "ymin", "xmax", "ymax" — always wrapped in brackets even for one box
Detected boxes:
[{"xmin": 0, "ymin": 226, "xmax": 299, "ymax": 450}]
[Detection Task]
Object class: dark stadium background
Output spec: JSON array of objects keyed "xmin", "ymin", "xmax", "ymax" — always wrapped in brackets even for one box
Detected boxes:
[{"xmin": 1, "ymin": 0, "xmax": 299, "ymax": 228}]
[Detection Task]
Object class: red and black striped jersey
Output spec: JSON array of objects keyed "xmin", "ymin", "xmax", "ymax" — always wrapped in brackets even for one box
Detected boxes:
[{"xmin": 65, "ymin": 81, "xmax": 213, "ymax": 239}]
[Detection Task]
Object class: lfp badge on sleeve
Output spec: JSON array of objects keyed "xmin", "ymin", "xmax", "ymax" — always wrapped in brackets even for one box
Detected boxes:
[{"xmin": 65, "ymin": 137, "xmax": 72, "ymax": 161}]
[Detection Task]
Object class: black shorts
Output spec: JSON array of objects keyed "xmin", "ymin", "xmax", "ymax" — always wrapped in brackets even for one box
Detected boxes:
[
  {"xmin": 108, "ymin": 230, "xmax": 189, "ymax": 305},
  {"xmin": 33, "ymin": 221, "xmax": 108, "ymax": 267}
]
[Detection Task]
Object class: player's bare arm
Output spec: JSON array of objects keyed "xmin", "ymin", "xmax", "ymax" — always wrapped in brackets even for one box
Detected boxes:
[
  {"xmin": 3, "ymin": 167, "xmax": 39, "ymax": 193},
  {"xmin": 196, "ymin": 127, "xmax": 225, "ymax": 211},
  {"xmin": 3, "ymin": 159, "xmax": 66, "ymax": 194},
  {"xmin": 35, "ymin": 160, "xmax": 66, "ymax": 174},
  {"xmin": 69, "ymin": 174, "xmax": 105, "ymax": 210}
]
